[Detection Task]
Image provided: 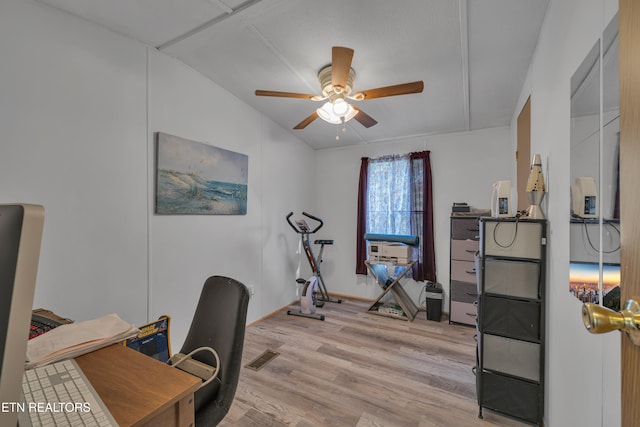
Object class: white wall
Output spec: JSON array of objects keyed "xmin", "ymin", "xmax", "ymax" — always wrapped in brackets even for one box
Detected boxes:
[
  {"xmin": 0, "ymin": 0, "xmax": 316, "ymax": 350},
  {"xmin": 513, "ymin": 0, "xmax": 620, "ymax": 425},
  {"xmin": 0, "ymin": 0, "xmax": 149, "ymax": 325},
  {"xmin": 147, "ymin": 50, "xmax": 316, "ymax": 347},
  {"xmin": 314, "ymin": 127, "xmax": 513, "ymax": 310}
]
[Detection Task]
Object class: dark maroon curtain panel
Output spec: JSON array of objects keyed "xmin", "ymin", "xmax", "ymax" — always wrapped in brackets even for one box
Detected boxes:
[
  {"xmin": 410, "ymin": 151, "xmax": 436, "ymax": 282},
  {"xmin": 355, "ymin": 157, "xmax": 369, "ymax": 275}
]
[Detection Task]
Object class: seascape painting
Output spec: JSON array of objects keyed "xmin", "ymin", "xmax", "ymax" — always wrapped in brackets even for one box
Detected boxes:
[{"xmin": 155, "ymin": 133, "xmax": 248, "ymax": 215}]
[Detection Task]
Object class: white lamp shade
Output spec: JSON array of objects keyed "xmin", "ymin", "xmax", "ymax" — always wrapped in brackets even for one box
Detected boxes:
[
  {"xmin": 317, "ymin": 101, "xmax": 358, "ymax": 125},
  {"xmin": 332, "ymin": 98, "xmax": 349, "ymax": 116}
]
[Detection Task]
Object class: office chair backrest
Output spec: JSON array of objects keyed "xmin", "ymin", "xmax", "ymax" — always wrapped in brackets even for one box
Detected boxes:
[{"xmin": 180, "ymin": 276, "xmax": 250, "ymax": 426}]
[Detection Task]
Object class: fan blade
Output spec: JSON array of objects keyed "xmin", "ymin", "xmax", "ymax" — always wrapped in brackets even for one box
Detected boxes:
[
  {"xmin": 352, "ymin": 106, "xmax": 377, "ymax": 128},
  {"xmin": 331, "ymin": 46, "xmax": 354, "ymax": 92},
  {"xmin": 293, "ymin": 111, "xmax": 319, "ymax": 130},
  {"xmin": 255, "ymin": 90, "xmax": 318, "ymax": 100},
  {"xmin": 352, "ymin": 81, "xmax": 424, "ymax": 100}
]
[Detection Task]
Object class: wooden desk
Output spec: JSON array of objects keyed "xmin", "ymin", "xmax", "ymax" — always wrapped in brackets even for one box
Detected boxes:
[{"xmin": 75, "ymin": 344, "xmax": 201, "ymax": 427}]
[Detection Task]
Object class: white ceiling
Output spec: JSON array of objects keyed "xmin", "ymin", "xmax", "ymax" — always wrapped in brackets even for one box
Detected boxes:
[{"xmin": 36, "ymin": 0, "xmax": 549, "ymax": 149}]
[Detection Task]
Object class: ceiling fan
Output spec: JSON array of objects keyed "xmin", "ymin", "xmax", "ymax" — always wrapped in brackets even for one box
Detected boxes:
[{"xmin": 255, "ymin": 46, "xmax": 424, "ymax": 131}]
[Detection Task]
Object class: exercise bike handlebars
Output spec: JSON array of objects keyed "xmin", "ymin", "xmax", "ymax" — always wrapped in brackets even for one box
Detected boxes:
[{"xmin": 286, "ymin": 211, "xmax": 324, "ymax": 234}]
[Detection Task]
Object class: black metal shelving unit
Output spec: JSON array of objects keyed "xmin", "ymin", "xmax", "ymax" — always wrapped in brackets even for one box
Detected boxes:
[{"xmin": 476, "ymin": 217, "xmax": 547, "ymax": 426}]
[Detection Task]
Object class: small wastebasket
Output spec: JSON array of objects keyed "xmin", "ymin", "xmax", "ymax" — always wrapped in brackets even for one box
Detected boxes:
[{"xmin": 425, "ymin": 282, "xmax": 443, "ymax": 321}]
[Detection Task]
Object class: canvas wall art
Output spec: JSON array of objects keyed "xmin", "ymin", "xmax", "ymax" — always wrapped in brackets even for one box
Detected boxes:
[
  {"xmin": 155, "ymin": 132, "xmax": 248, "ymax": 215},
  {"xmin": 569, "ymin": 261, "xmax": 620, "ymax": 310}
]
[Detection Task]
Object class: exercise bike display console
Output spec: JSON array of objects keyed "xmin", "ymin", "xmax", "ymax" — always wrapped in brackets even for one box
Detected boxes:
[{"xmin": 286, "ymin": 212, "xmax": 342, "ymax": 313}]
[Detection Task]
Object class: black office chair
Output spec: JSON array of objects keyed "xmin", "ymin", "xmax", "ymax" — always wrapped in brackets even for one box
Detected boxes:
[{"xmin": 180, "ymin": 276, "xmax": 250, "ymax": 426}]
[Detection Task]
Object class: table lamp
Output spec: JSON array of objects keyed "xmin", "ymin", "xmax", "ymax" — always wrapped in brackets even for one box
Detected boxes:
[{"xmin": 526, "ymin": 154, "xmax": 546, "ymax": 219}]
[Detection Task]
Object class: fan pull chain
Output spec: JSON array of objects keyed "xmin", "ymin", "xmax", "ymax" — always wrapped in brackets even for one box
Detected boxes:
[{"xmin": 336, "ymin": 117, "xmax": 347, "ymax": 140}]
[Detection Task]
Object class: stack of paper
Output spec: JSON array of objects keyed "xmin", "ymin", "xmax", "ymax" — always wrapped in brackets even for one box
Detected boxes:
[{"xmin": 26, "ymin": 313, "xmax": 138, "ymax": 368}]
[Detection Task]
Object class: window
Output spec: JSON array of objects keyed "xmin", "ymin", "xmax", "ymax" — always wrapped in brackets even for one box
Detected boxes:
[
  {"xmin": 367, "ymin": 155, "xmax": 412, "ymax": 236},
  {"xmin": 356, "ymin": 151, "xmax": 436, "ymax": 282}
]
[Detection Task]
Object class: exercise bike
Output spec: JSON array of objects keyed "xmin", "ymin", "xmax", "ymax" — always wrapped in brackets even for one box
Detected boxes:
[{"xmin": 286, "ymin": 212, "xmax": 341, "ymax": 320}]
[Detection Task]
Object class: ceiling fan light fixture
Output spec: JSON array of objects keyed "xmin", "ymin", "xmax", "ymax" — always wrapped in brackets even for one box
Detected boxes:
[
  {"xmin": 317, "ymin": 101, "xmax": 341, "ymax": 124},
  {"xmin": 332, "ymin": 98, "xmax": 349, "ymax": 116},
  {"xmin": 344, "ymin": 104, "xmax": 358, "ymax": 122},
  {"xmin": 316, "ymin": 102, "xmax": 339, "ymax": 124},
  {"xmin": 317, "ymin": 101, "xmax": 357, "ymax": 125}
]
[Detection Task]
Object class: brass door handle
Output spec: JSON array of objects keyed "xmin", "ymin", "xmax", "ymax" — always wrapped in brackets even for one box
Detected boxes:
[{"xmin": 582, "ymin": 298, "xmax": 640, "ymax": 345}]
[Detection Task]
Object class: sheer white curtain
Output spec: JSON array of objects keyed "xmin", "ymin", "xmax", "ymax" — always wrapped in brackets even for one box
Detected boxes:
[{"xmin": 366, "ymin": 154, "xmax": 411, "ymax": 235}]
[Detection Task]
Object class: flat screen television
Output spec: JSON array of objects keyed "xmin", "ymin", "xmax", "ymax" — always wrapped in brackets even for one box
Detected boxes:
[
  {"xmin": 0, "ymin": 204, "xmax": 44, "ymax": 426},
  {"xmin": 569, "ymin": 260, "xmax": 620, "ymax": 310}
]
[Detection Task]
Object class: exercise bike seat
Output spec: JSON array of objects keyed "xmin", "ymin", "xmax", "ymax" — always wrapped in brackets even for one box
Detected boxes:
[{"xmin": 314, "ymin": 239, "xmax": 334, "ymax": 245}]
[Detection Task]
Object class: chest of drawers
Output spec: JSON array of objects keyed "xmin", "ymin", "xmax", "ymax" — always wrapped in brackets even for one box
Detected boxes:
[{"xmin": 449, "ymin": 215, "xmax": 480, "ymax": 326}]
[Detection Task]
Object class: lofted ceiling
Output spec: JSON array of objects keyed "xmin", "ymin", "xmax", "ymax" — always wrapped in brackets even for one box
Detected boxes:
[{"xmin": 36, "ymin": 0, "xmax": 549, "ymax": 149}]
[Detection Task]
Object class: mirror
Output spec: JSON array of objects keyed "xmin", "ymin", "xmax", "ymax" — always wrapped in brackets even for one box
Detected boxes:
[{"xmin": 569, "ymin": 14, "xmax": 620, "ymax": 310}]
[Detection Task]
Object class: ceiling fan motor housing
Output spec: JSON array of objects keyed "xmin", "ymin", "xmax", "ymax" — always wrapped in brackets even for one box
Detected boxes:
[{"xmin": 318, "ymin": 65, "xmax": 355, "ymax": 101}]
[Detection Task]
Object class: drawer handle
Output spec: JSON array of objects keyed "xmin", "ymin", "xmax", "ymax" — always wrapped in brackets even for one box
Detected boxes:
[
  {"xmin": 467, "ymin": 228, "xmax": 479, "ymax": 232},
  {"xmin": 465, "ymin": 249, "xmax": 476, "ymax": 253},
  {"xmin": 466, "ymin": 291, "xmax": 478, "ymax": 297},
  {"xmin": 465, "ymin": 269, "xmax": 476, "ymax": 274},
  {"xmin": 466, "ymin": 312, "xmax": 477, "ymax": 318}
]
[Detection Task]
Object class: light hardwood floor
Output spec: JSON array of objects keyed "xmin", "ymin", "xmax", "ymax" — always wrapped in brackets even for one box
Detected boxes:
[{"xmin": 220, "ymin": 297, "xmax": 530, "ymax": 427}]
